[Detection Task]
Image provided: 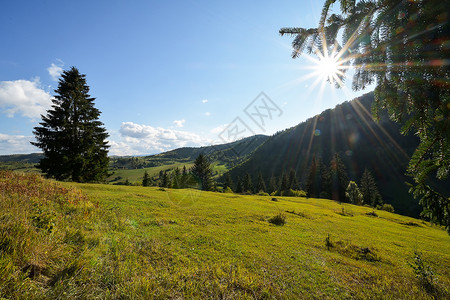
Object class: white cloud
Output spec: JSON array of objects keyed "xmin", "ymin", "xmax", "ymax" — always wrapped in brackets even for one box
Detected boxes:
[
  {"xmin": 0, "ymin": 78, "xmax": 52, "ymax": 119},
  {"xmin": 205, "ymin": 112, "xmax": 211, "ymax": 117},
  {"xmin": 47, "ymin": 61, "xmax": 64, "ymax": 81},
  {"xmin": 109, "ymin": 121, "xmax": 211, "ymax": 155},
  {"xmin": 173, "ymin": 119, "xmax": 186, "ymax": 128},
  {"xmin": 210, "ymin": 124, "xmax": 228, "ymax": 134},
  {"xmin": 201, "ymin": 99, "xmax": 208, "ymax": 103},
  {"xmin": 0, "ymin": 133, "xmax": 38, "ymax": 155}
]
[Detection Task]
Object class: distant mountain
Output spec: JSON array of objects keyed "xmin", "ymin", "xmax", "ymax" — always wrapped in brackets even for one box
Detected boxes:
[
  {"xmin": 226, "ymin": 92, "xmax": 448, "ymax": 218},
  {"xmin": 0, "ymin": 153, "xmax": 43, "ymax": 164},
  {"xmin": 110, "ymin": 135, "xmax": 269, "ymax": 169}
]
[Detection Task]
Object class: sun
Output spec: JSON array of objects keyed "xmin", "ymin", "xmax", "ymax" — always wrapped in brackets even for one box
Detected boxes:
[{"xmin": 314, "ymin": 50, "xmax": 345, "ymax": 84}]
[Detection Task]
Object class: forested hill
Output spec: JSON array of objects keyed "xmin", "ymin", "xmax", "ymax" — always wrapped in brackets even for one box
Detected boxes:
[{"xmin": 226, "ymin": 92, "xmax": 439, "ymax": 217}]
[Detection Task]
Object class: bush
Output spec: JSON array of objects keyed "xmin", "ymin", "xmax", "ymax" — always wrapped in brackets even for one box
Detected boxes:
[
  {"xmin": 224, "ymin": 187, "xmax": 233, "ymax": 193},
  {"xmin": 409, "ymin": 250, "xmax": 435, "ymax": 292},
  {"xmin": 268, "ymin": 213, "xmax": 286, "ymax": 226},
  {"xmin": 257, "ymin": 191, "xmax": 269, "ymax": 196},
  {"xmin": 377, "ymin": 203, "xmax": 395, "ymax": 213}
]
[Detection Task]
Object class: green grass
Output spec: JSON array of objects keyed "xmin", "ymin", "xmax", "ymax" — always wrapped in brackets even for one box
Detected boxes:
[
  {"xmin": 108, "ymin": 162, "xmax": 228, "ymax": 185},
  {"xmin": 1, "ymin": 171, "xmax": 449, "ymax": 299},
  {"xmin": 108, "ymin": 162, "xmax": 194, "ymax": 184}
]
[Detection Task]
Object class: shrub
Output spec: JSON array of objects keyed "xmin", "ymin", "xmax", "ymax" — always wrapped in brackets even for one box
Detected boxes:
[
  {"xmin": 377, "ymin": 203, "xmax": 395, "ymax": 213},
  {"xmin": 224, "ymin": 186, "xmax": 233, "ymax": 193},
  {"xmin": 257, "ymin": 191, "xmax": 269, "ymax": 196},
  {"xmin": 268, "ymin": 213, "xmax": 286, "ymax": 226},
  {"xmin": 409, "ymin": 250, "xmax": 435, "ymax": 292},
  {"xmin": 325, "ymin": 234, "xmax": 333, "ymax": 250}
]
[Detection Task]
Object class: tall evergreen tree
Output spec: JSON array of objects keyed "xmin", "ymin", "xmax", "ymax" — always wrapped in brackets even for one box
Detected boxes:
[
  {"xmin": 330, "ymin": 153, "xmax": 349, "ymax": 202},
  {"xmin": 360, "ymin": 168, "xmax": 383, "ymax": 207},
  {"xmin": 32, "ymin": 67, "xmax": 109, "ymax": 182},
  {"xmin": 280, "ymin": 0, "xmax": 449, "ymax": 231},
  {"xmin": 320, "ymin": 161, "xmax": 331, "ymax": 199},
  {"xmin": 288, "ymin": 168, "xmax": 299, "ymax": 190},
  {"xmin": 224, "ymin": 173, "xmax": 234, "ymax": 191},
  {"xmin": 142, "ymin": 170, "xmax": 151, "ymax": 187},
  {"xmin": 256, "ymin": 172, "xmax": 266, "ymax": 193},
  {"xmin": 346, "ymin": 181, "xmax": 363, "ymax": 205},
  {"xmin": 268, "ymin": 174, "xmax": 278, "ymax": 194},
  {"xmin": 191, "ymin": 154, "xmax": 213, "ymax": 191},
  {"xmin": 306, "ymin": 156, "xmax": 320, "ymax": 197},
  {"xmin": 235, "ymin": 176, "xmax": 243, "ymax": 193},
  {"xmin": 279, "ymin": 172, "xmax": 289, "ymax": 193},
  {"xmin": 243, "ymin": 173, "xmax": 253, "ymax": 193}
]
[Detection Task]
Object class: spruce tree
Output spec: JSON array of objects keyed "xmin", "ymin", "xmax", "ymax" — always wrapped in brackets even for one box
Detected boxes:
[
  {"xmin": 142, "ymin": 170, "xmax": 151, "ymax": 187},
  {"xmin": 360, "ymin": 168, "xmax": 383, "ymax": 207},
  {"xmin": 346, "ymin": 181, "xmax": 363, "ymax": 205},
  {"xmin": 224, "ymin": 173, "xmax": 234, "ymax": 191},
  {"xmin": 280, "ymin": 0, "xmax": 449, "ymax": 231},
  {"xmin": 268, "ymin": 174, "xmax": 278, "ymax": 194},
  {"xmin": 243, "ymin": 173, "xmax": 253, "ymax": 193},
  {"xmin": 32, "ymin": 67, "xmax": 109, "ymax": 182},
  {"xmin": 256, "ymin": 172, "xmax": 266, "ymax": 193},
  {"xmin": 306, "ymin": 156, "xmax": 320, "ymax": 197},
  {"xmin": 191, "ymin": 154, "xmax": 213, "ymax": 191},
  {"xmin": 235, "ymin": 176, "xmax": 243, "ymax": 193},
  {"xmin": 330, "ymin": 153, "xmax": 349, "ymax": 202},
  {"xmin": 288, "ymin": 168, "xmax": 299, "ymax": 190},
  {"xmin": 279, "ymin": 172, "xmax": 289, "ymax": 193}
]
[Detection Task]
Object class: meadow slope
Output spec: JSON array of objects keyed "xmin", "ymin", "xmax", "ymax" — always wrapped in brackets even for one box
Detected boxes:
[{"xmin": 1, "ymin": 171, "xmax": 449, "ymax": 299}]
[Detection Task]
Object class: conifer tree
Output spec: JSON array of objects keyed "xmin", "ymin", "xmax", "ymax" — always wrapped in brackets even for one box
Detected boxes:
[
  {"xmin": 360, "ymin": 168, "xmax": 383, "ymax": 207},
  {"xmin": 268, "ymin": 174, "xmax": 278, "ymax": 194},
  {"xmin": 32, "ymin": 67, "xmax": 109, "ymax": 182},
  {"xmin": 235, "ymin": 176, "xmax": 243, "ymax": 193},
  {"xmin": 279, "ymin": 172, "xmax": 289, "ymax": 193},
  {"xmin": 280, "ymin": 0, "xmax": 449, "ymax": 231},
  {"xmin": 191, "ymin": 154, "xmax": 213, "ymax": 191},
  {"xmin": 346, "ymin": 181, "xmax": 363, "ymax": 205},
  {"xmin": 320, "ymin": 161, "xmax": 332, "ymax": 199},
  {"xmin": 288, "ymin": 168, "xmax": 299, "ymax": 190},
  {"xmin": 306, "ymin": 156, "xmax": 320, "ymax": 197},
  {"xmin": 256, "ymin": 172, "xmax": 266, "ymax": 193},
  {"xmin": 243, "ymin": 173, "xmax": 253, "ymax": 193},
  {"xmin": 224, "ymin": 173, "xmax": 234, "ymax": 191},
  {"xmin": 142, "ymin": 170, "xmax": 151, "ymax": 187},
  {"xmin": 330, "ymin": 153, "xmax": 349, "ymax": 202}
]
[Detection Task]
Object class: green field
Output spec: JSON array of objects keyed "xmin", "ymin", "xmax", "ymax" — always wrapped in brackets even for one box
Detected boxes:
[
  {"xmin": 1, "ymin": 171, "xmax": 449, "ymax": 299},
  {"xmin": 108, "ymin": 162, "xmax": 228, "ymax": 185}
]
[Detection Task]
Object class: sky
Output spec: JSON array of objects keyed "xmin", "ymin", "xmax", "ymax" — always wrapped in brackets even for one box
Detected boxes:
[{"xmin": 0, "ymin": 0, "xmax": 374, "ymax": 156}]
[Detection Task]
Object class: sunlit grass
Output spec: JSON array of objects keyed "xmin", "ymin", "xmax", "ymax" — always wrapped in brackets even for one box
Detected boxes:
[{"xmin": 1, "ymin": 171, "xmax": 449, "ymax": 298}]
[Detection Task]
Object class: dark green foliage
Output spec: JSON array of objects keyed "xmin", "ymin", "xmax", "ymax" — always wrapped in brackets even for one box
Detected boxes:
[
  {"xmin": 288, "ymin": 169, "xmax": 299, "ymax": 190},
  {"xmin": 243, "ymin": 173, "xmax": 253, "ymax": 193},
  {"xmin": 268, "ymin": 213, "xmax": 286, "ymax": 226},
  {"xmin": 280, "ymin": 0, "xmax": 449, "ymax": 232},
  {"xmin": 191, "ymin": 154, "xmax": 213, "ymax": 191},
  {"xmin": 346, "ymin": 181, "xmax": 363, "ymax": 205},
  {"xmin": 235, "ymin": 176, "xmax": 243, "ymax": 193},
  {"xmin": 409, "ymin": 250, "xmax": 435, "ymax": 293},
  {"xmin": 279, "ymin": 172, "xmax": 289, "ymax": 193},
  {"xmin": 377, "ymin": 204, "xmax": 395, "ymax": 213},
  {"xmin": 160, "ymin": 171, "xmax": 169, "ymax": 188},
  {"xmin": 256, "ymin": 172, "xmax": 266, "ymax": 193},
  {"xmin": 306, "ymin": 156, "xmax": 320, "ymax": 198},
  {"xmin": 223, "ymin": 173, "xmax": 234, "ymax": 191},
  {"xmin": 142, "ymin": 171, "xmax": 151, "ymax": 187},
  {"xmin": 32, "ymin": 67, "xmax": 109, "ymax": 182},
  {"xmin": 360, "ymin": 169, "xmax": 382, "ymax": 207},
  {"xmin": 268, "ymin": 174, "xmax": 278, "ymax": 194},
  {"xmin": 330, "ymin": 153, "xmax": 349, "ymax": 202}
]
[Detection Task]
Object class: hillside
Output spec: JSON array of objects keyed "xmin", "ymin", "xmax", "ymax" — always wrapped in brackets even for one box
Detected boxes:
[
  {"xmin": 108, "ymin": 135, "xmax": 268, "ymax": 184},
  {"xmin": 226, "ymin": 93, "xmax": 449, "ymax": 217},
  {"xmin": 1, "ymin": 171, "xmax": 449, "ymax": 299}
]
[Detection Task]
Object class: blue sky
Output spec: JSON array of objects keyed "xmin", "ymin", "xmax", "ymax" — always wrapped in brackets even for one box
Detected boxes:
[{"xmin": 0, "ymin": 0, "xmax": 373, "ymax": 155}]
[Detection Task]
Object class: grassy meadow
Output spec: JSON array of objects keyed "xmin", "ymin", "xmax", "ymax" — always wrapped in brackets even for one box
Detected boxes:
[{"xmin": 1, "ymin": 171, "xmax": 449, "ymax": 299}]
